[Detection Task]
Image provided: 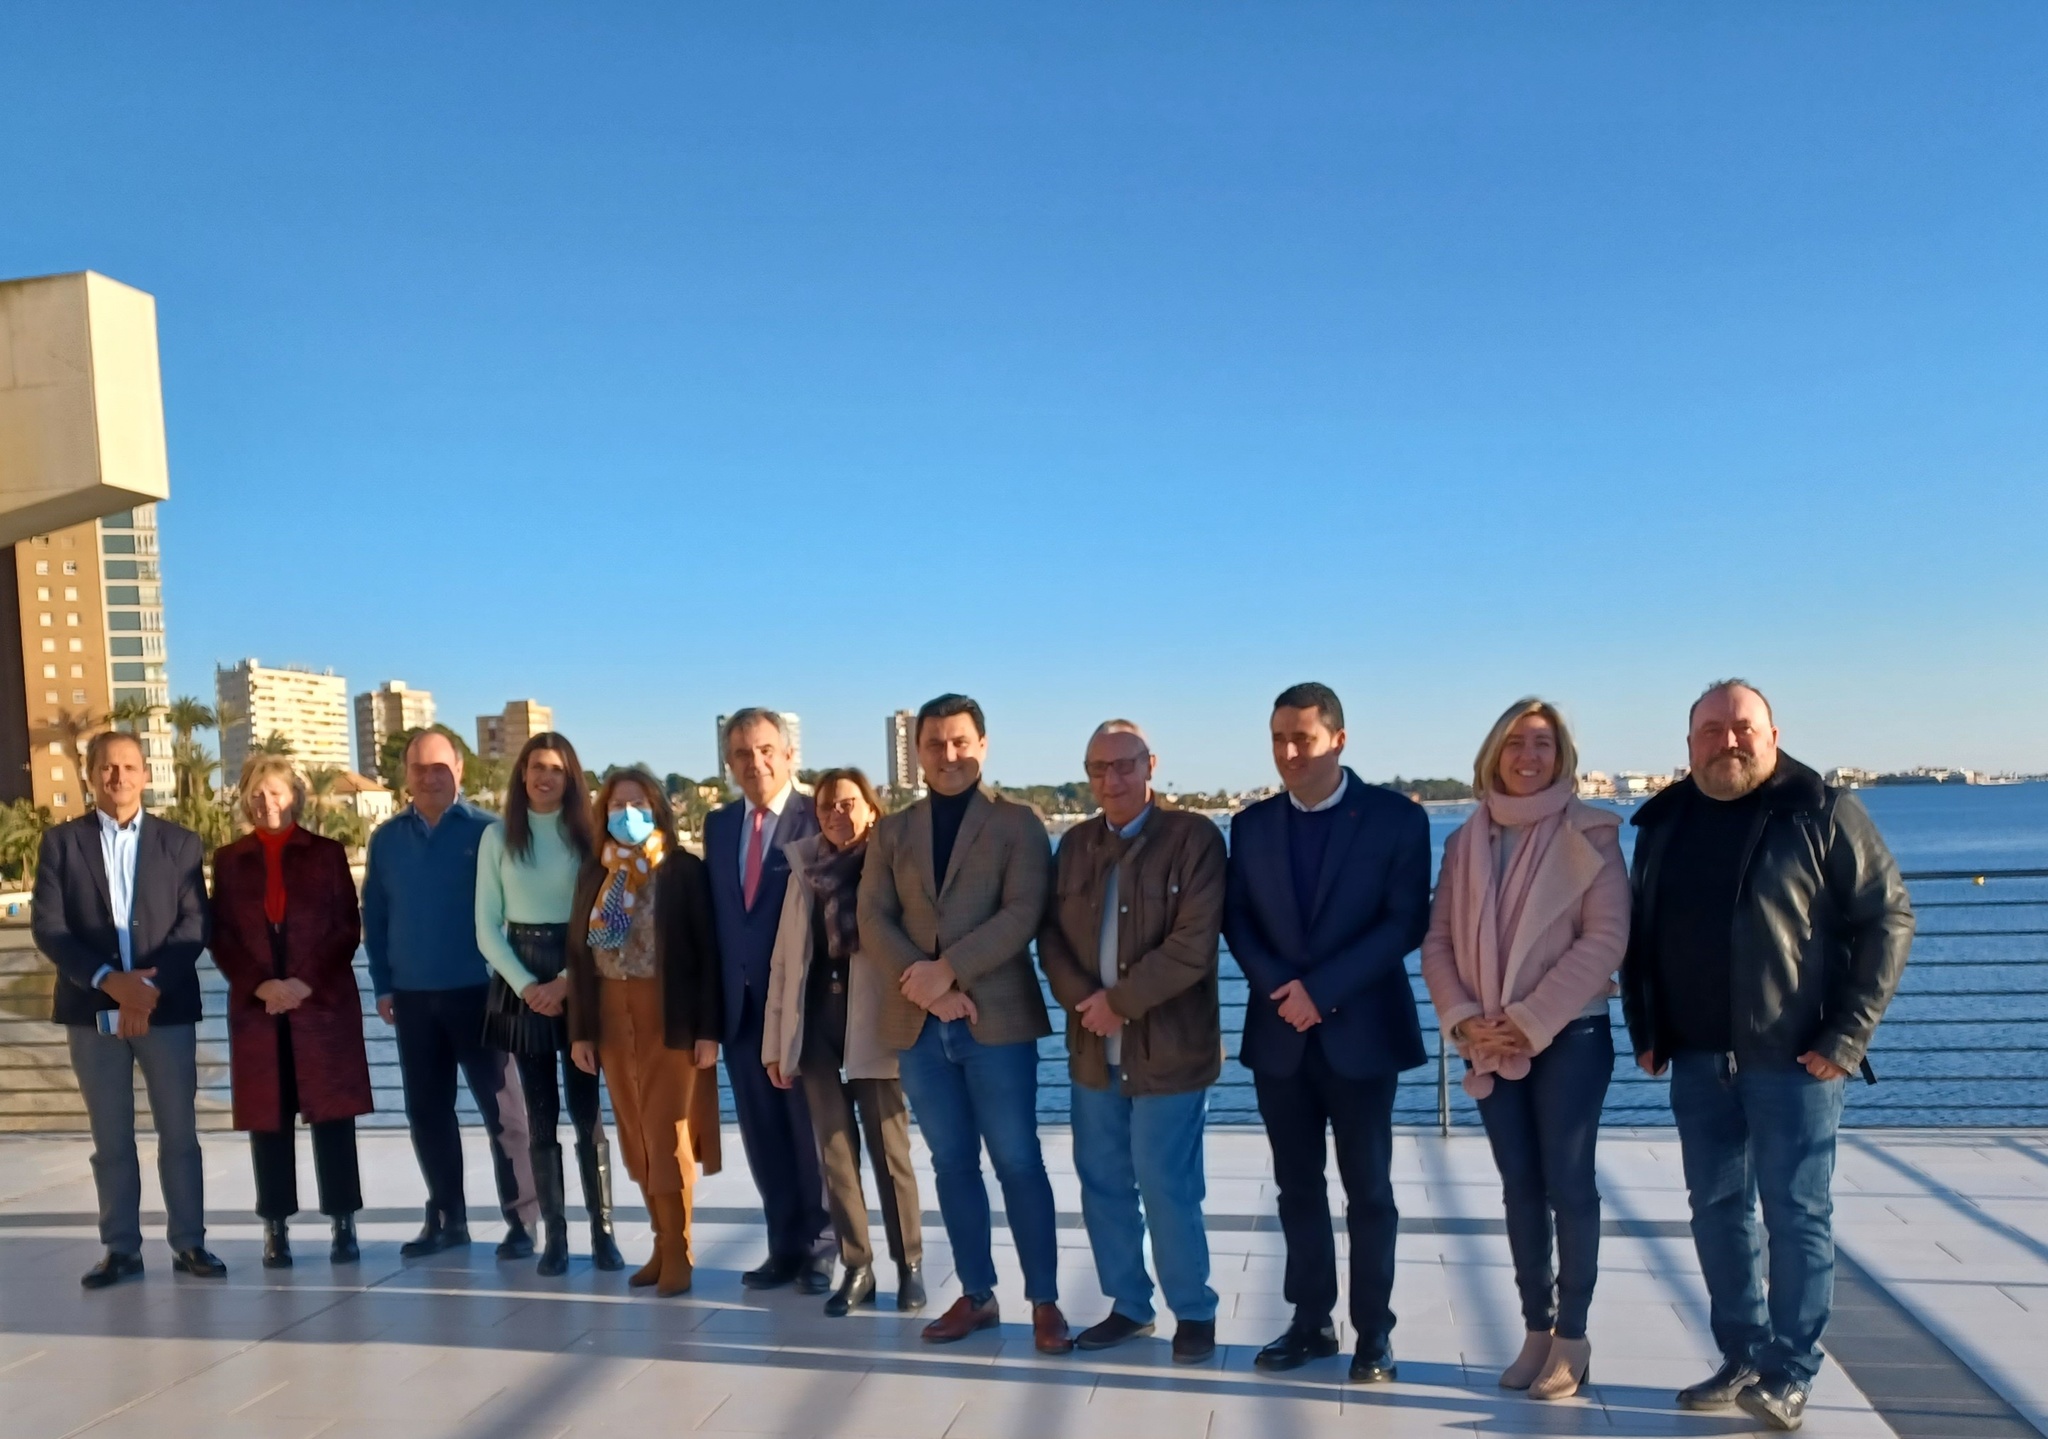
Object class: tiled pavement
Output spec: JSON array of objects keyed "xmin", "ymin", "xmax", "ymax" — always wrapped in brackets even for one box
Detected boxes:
[{"xmin": 0, "ymin": 1126, "xmax": 2037, "ymax": 1438}]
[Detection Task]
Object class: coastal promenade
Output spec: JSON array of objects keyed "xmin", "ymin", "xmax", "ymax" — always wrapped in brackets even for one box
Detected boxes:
[{"xmin": 0, "ymin": 1125, "xmax": 2042, "ymax": 1439}]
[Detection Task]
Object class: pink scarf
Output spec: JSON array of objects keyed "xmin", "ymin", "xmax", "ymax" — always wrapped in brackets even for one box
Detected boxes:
[{"xmin": 1448, "ymin": 776, "xmax": 1575, "ymax": 1096}]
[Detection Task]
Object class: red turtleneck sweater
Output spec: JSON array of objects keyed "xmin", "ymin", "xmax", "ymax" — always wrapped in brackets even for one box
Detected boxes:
[{"xmin": 255, "ymin": 824, "xmax": 294, "ymax": 925}]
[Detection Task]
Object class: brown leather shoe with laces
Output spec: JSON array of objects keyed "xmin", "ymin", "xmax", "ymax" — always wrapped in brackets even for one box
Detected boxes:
[
  {"xmin": 922, "ymin": 1293, "xmax": 1000, "ymax": 1343},
  {"xmin": 1033, "ymin": 1302, "xmax": 1075, "ymax": 1354}
]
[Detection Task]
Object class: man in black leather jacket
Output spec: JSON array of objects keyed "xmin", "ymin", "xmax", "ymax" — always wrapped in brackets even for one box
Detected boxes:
[{"xmin": 1621, "ymin": 681, "xmax": 1912, "ymax": 1432}]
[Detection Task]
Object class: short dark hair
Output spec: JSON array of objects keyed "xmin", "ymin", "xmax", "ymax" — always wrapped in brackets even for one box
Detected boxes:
[
  {"xmin": 916, "ymin": 693, "xmax": 986, "ymax": 741},
  {"xmin": 1272, "ymin": 682, "xmax": 1345, "ymax": 733},
  {"xmin": 85, "ymin": 729, "xmax": 146, "ymax": 775},
  {"xmin": 811, "ymin": 766, "xmax": 885, "ymax": 823}
]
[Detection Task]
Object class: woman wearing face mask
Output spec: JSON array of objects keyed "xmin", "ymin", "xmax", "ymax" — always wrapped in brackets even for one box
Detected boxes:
[
  {"xmin": 209, "ymin": 755, "xmax": 373, "ymax": 1267},
  {"xmin": 476, "ymin": 732, "xmax": 620, "ymax": 1277},
  {"xmin": 762, "ymin": 768, "xmax": 926, "ymax": 1317},
  {"xmin": 565, "ymin": 767, "xmax": 722, "ymax": 1295},
  {"xmin": 1420, "ymin": 699, "xmax": 1630, "ymax": 1400}
]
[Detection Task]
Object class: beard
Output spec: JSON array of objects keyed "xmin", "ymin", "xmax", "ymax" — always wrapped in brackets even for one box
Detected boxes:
[{"xmin": 1696, "ymin": 748, "xmax": 1771, "ymax": 800}]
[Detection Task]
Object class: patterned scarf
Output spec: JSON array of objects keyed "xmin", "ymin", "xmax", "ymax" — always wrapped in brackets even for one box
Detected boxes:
[
  {"xmin": 588, "ymin": 832, "xmax": 665, "ymax": 951},
  {"xmin": 800, "ymin": 833, "xmax": 868, "ymax": 961}
]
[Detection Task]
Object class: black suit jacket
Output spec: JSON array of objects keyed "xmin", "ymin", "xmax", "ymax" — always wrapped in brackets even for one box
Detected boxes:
[
  {"xmin": 704, "ymin": 793, "xmax": 820, "ymax": 1041},
  {"xmin": 32, "ymin": 813, "xmax": 211, "ymax": 1027},
  {"xmin": 1223, "ymin": 768, "xmax": 1431, "ymax": 1080}
]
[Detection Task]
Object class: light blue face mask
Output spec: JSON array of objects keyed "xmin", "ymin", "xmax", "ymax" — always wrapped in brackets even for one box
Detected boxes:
[{"xmin": 607, "ymin": 805, "xmax": 655, "ymax": 845}]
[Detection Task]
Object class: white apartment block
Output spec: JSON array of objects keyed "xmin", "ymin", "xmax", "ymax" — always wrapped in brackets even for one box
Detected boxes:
[{"xmin": 216, "ymin": 658, "xmax": 351, "ymax": 787}]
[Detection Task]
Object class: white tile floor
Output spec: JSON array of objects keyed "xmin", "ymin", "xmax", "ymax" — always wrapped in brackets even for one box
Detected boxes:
[{"xmin": 0, "ymin": 1124, "xmax": 2019, "ymax": 1438}]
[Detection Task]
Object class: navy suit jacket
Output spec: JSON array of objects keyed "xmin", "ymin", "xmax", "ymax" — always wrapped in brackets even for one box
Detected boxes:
[
  {"xmin": 704, "ymin": 792, "xmax": 820, "ymax": 1043},
  {"xmin": 32, "ymin": 813, "xmax": 210, "ymax": 1028},
  {"xmin": 1224, "ymin": 768, "xmax": 1431, "ymax": 1080}
]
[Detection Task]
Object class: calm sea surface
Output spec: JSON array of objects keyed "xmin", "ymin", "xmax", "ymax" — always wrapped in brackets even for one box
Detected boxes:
[{"xmin": 1039, "ymin": 781, "xmax": 2048, "ymax": 1129}]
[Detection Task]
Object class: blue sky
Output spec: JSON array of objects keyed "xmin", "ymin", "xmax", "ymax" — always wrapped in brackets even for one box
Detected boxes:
[{"xmin": 4, "ymin": 3, "xmax": 2045, "ymax": 790}]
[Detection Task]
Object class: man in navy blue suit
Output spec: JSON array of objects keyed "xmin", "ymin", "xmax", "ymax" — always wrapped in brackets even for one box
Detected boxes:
[
  {"xmin": 705, "ymin": 707, "xmax": 833, "ymax": 1292},
  {"xmin": 1224, "ymin": 682, "xmax": 1431, "ymax": 1381}
]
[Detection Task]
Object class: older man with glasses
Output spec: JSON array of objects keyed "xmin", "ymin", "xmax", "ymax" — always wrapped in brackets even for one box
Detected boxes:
[{"xmin": 1040, "ymin": 721, "xmax": 1227, "ymax": 1364}]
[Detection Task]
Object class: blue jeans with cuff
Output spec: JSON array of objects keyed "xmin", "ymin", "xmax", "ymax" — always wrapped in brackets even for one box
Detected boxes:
[
  {"xmin": 896, "ymin": 1016, "xmax": 1060, "ymax": 1302},
  {"xmin": 1071, "ymin": 1077, "xmax": 1218, "ymax": 1325},
  {"xmin": 1670, "ymin": 1050, "xmax": 1847, "ymax": 1387}
]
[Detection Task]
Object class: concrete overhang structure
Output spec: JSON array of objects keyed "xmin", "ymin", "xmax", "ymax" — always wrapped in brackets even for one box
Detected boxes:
[{"xmin": 0, "ymin": 271, "xmax": 171, "ymax": 546}]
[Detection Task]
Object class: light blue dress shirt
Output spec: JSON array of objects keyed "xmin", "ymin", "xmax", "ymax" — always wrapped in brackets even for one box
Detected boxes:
[
  {"xmin": 1096, "ymin": 803, "xmax": 1154, "ymax": 1068},
  {"xmin": 90, "ymin": 808, "xmax": 144, "ymax": 991}
]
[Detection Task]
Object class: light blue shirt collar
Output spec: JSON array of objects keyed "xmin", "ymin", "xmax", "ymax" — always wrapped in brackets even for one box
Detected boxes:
[
  {"xmin": 1288, "ymin": 771, "xmax": 1348, "ymax": 813},
  {"xmin": 95, "ymin": 806, "xmax": 144, "ymax": 977}
]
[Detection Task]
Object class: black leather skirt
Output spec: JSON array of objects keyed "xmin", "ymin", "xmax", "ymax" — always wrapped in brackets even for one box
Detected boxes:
[{"xmin": 483, "ymin": 922, "xmax": 570, "ymax": 1057}]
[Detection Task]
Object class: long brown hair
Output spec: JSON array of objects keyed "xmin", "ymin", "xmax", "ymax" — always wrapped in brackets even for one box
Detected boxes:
[
  {"xmin": 591, "ymin": 765, "xmax": 678, "ymax": 849},
  {"xmin": 506, "ymin": 732, "xmax": 595, "ymax": 862}
]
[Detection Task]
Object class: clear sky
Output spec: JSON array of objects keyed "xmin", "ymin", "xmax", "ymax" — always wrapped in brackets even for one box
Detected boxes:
[{"xmin": 5, "ymin": 3, "xmax": 2045, "ymax": 791}]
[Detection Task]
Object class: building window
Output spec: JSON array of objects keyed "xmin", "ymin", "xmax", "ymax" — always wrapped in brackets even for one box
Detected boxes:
[
  {"xmin": 106, "ymin": 585, "xmax": 140, "ymax": 606},
  {"xmin": 35, "ymin": 587, "xmax": 49, "ymax": 601},
  {"xmin": 100, "ymin": 510, "xmax": 135, "ymax": 529},
  {"xmin": 104, "ymin": 560, "xmax": 137, "ymax": 580},
  {"xmin": 101, "ymin": 534, "xmax": 136, "ymax": 555},
  {"xmin": 40, "ymin": 664, "xmax": 54, "ymax": 678},
  {"xmin": 46, "ymin": 742, "xmax": 59, "ymax": 755},
  {"xmin": 66, "ymin": 613, "xmax": 79, "ymax": 627},
  {"xmin": 108, "ymin": 612, "xmax": 141, "ymax": 631},
  {"xmin": 67, "ymin": 639, "xmax": 82, "ymax": 652},
  {"xmin": 64, "ymin": 587, "xmax": 78, "ymax": 601},
  {"xmin": 40, "ymin": 640, "xmax": 54, "ymax": 653},
  {"xmin": 50, "ymin": 766, "xmax": 64, "ymax": 780},
  {"xmin": 34, "ymin": 561, "xmax": 48, "ymax": 575},
  {"xmin": 109, "ymin": 637, "xmax": 144, "ymax": 657},
  {"xmin": 72, "ymin": 690, "xmax": 85, "ymax": 703},
  {"xmin": 53, "ymin": 793, "xmax": 66, "ymax": 806},
  {"xmin": 43, "ymin": 691, "xmax": 57, "ymax": 703},
  {"xmin": 37, "ymin": 614, "xmax": 50, "ymax": 627},
  {"xmin": 68, "ymin": 665, "xmax": 82, "ymax": 678},
  {"xmin": 112, "ymin": 663, "xmax": 147, "ymax": 681},
  {"xmin": 61, "ymin": 561, "xmax": 76, "ymax": 575}
]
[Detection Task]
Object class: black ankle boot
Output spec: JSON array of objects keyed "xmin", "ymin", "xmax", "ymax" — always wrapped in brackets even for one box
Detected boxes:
[
  {"xmin": 533, "ymin": 1145, "xmax": 570, "ymax": 1277},
  {"xmin": 578, "ymin": 1139, "xmax": 625, "ymax": 1272},
  {"xmin": 897, "ymin": 1261, "xmax": 927, "ymax": 1312},
  {"xmin": 825, "ymin": 1263, "xmax": 875, "ymax": 1317},
  {"xmin": 329, "ymin": 1213, "xmax": 359, "ymax": 1264},
  {"xmin": 262, "ymin": 1218, "xmax": 292, "ymax": 1269}
]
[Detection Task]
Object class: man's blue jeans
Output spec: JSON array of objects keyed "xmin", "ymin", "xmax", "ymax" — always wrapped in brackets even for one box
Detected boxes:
[
  {"xmin": 1670, "ymin": 1052, "xmax": 1847, "ymax": 1386},
  {"xmin": 1070, "ymin": 1078, "xmax": 1218, "ymax": 1324},
  {"xmin": 896, "ymin": 1017, "xmax": 1060, "ymax": 1302}
]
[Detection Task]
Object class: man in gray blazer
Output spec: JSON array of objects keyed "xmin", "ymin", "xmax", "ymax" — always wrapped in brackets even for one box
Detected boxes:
[{"xmin": 858, "ymin": 694, "xmax": 1071, "ymax": 1353}]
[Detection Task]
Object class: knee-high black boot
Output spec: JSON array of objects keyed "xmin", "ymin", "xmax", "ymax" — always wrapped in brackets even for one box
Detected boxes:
[
  {"xmin": 533, "ymin": 1143, "xmax": 570, "ymax": 1277},
  {"xmin": 579, "ymin": 1136, "xmax": 625, "ymax": 1272}
]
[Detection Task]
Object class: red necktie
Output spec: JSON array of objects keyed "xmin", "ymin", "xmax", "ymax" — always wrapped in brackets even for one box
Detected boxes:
[{"xmin": 742, "ymin": 807, "xmax": 767, "ymax": 910}]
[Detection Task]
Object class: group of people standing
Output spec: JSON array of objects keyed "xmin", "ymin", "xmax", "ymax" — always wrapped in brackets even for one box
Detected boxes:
[{"xmin": 32, "ymin": 675, "xmax": 1912, "ymax": 1433}]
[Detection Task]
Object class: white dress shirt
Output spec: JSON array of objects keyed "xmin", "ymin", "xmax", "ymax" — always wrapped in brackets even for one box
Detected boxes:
[
  {"xmin": 738, "ymin": 780, "xmax": 796, "ymax": 872},
  {"xmin": 1096, "ymin": 804, "xmax": 1153, "ymax": 1069},
  {"xmin": 1287, "ymin": 770, "xmax": 1349, "ymax": 813},
  {"xmin": 91, "ymin": 808, "xmax": 144, "ymax": 990}
]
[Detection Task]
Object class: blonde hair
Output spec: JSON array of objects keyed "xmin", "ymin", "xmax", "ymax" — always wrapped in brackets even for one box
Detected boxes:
[
  {"xmin": 1471, "ymin": 698, "xmax": 1579, "ymax": 798},
  {"xmin": 237, "ymin": 754, "xmax": 308, "ymax": 825}
]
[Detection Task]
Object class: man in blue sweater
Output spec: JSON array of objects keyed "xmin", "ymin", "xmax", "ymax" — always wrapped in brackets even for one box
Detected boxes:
[{"xmin": 364, "ymin": 730, "xmax": 537, "ymax": 1258}]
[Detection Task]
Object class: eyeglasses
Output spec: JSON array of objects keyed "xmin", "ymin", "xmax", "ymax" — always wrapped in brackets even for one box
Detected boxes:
[{"xmin": 1084, "ymin": 756, "xmax": 1149, "ymax": 780}]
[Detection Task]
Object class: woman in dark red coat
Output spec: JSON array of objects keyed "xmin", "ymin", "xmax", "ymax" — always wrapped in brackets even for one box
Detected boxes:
[{"xmin": 211, "ymin": 755, "xmax": 374, "ymax": 1266}]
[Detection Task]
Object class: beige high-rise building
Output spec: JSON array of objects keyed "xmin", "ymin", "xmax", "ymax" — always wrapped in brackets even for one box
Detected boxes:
[
  {"xmin": 0, "ymin": 508, "xmax": 173, "ymax": 813},
  {"xmin": 216, "ymin": 659, "xmax": 351, "ymax": 787},
  {"xmin": 477, "ymin": 699, "xmax": 553, "ymax": 761},
  {"xmin": 886, "ymin": 709, "xmax": 920, "ymax": 794},
  {"xmin": 355, "ymin": 679, "xmax": 434, "ymax": 775}
]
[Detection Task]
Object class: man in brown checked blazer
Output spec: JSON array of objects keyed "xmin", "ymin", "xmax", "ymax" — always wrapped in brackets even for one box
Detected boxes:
[{"xmin": 857, "ymin": 693, "xmax": 1072, "ymax": 1354}]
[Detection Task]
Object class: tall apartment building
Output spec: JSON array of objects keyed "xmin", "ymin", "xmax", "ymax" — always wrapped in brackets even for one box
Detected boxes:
[
  {"xmin": 885, "ymin": 709, "xmax": 919, "ymax": 793},
  {"xmin": 715, "ymin": 710, "xmax": 801, "ymax": 777},
  {"xmin": 0, "ymin": 506, "xmax": 173, "ymax": 812},
  {"xmin": 476, "ymin": 699, "xmax": 553, "ymax": 761},
  {"xmin": 355, "ymin": 679, "xmax": 434, "ymax": 775},
  {"xmin": 216, "ymin": 659, "xmax": 351, "ymax": 786}
]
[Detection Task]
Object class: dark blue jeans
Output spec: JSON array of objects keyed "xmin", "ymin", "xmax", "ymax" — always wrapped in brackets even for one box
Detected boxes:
[
  {"xmin": 1670, "ymin": 1051, "xmax": 1846, "ymax": 1386},
  {"xmin": 895, "ymin": 1016, "xmax": 1060, "ymax": 1302},
  {"xmin": 1474, "ymin": 1014, "xmax": 1614, "ymax": 1339}
]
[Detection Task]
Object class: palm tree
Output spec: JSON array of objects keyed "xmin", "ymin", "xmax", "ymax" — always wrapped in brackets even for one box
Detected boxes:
[
  {"xmin": 108, "ymin": 693, "xmax": 156, "ymax": 732},
  {"xmin": 43, "ymin": 707, "xmax": 105, "ymax": 802},
  {"xmin": 0, "ymin": 799, "xmax": 52, "ymax": 883},
  {"xmin": 258, "ymin": 731, "xmax": 296, "ymax": 757},
  {"xmin": 162, "ymin": 697, "xmax": 216, "ymax": 806},
  {"xmin": 165, "ymin": 696, "xmax": 215, "ymax": 744}
]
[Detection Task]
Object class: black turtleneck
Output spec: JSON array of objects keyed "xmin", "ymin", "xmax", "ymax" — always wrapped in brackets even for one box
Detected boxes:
[{"xmin": 929, "ymin": 785, "xmax": 976, "ymax": 889}]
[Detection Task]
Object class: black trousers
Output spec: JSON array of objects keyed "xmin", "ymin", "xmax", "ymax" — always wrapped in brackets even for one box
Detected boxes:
[
  {"xmin": 250, "ymin": 1016, "xmax": 362, "ymax": 1219},
  {"xmin": 1253, "ymin": 1036, "xmax": 1401, "ymax": 1342},
  {"xmin": 725, "ymin": 984, "xmax": 830, "ymax": 1259},
  {"xmin": 393, "ymin": 984, "xmax": 525, "ymax": 1222}
]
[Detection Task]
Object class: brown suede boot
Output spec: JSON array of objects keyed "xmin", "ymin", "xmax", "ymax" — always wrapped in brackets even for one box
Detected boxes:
[
  {"xmin": 654, "ymin": 1192, "xmax": 693, "ymax": 1297},
  {"xmin": 629, "ymin": 1188, "xmax": 663, "ymax": 1289}
]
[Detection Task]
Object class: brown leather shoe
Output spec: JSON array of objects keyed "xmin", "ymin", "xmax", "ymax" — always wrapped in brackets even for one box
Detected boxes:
[
  {"xmin": 1033, "ymin": 1302, "xmax": 1075, "ymax": 1355},
  {"xmin": 922, "ymin": 1293, "xmax": 1000, "ymax": 1344}
]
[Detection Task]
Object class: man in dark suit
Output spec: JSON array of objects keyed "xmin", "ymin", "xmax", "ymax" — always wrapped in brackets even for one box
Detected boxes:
[
  {"xmin": 1224, "ymin": 682, "xmax": 1431, "ymax": 1380},
  {"xmin": 704, "ymin": 707, "xmax": 831, "ymax": 1292},
  {"xmin": 32, "ymin": 730, "xmax": 223, "ymax": 1288}
]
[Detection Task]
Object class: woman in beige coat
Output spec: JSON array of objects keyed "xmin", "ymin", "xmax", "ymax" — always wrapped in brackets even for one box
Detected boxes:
[
  {"xmin": 1421, "ymin": 698, "xmax": 1629, "ymax": 1401},
  {"xmin": 763, "ymin": 767, "xmax": 926, "ymax": 1317}
]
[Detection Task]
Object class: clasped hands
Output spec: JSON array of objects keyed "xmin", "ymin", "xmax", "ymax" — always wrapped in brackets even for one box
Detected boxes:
[
  {"xmin": 254, "ymin": 977, "xmax": 314, "ymax": 1016},
  {"xmin": 900, "ymin": 957, "xmax": 979, "ymax": 1026},
  {"xmin": 1454, "ymin": 1014, "xmax": 1534, "ymax": 1063},
  {"xmin": 100, "ymin": 967, "xmax": 160, "ymax": 1038},
  {"xmin": 520, "ymin": 975, "xmax": 570, "ymax": 1018}
]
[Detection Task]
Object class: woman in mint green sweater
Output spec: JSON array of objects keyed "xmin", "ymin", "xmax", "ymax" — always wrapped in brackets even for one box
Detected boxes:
[{"xmin": 477, "ymin": 732, "xmax": 622, "ymax": 1276}]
